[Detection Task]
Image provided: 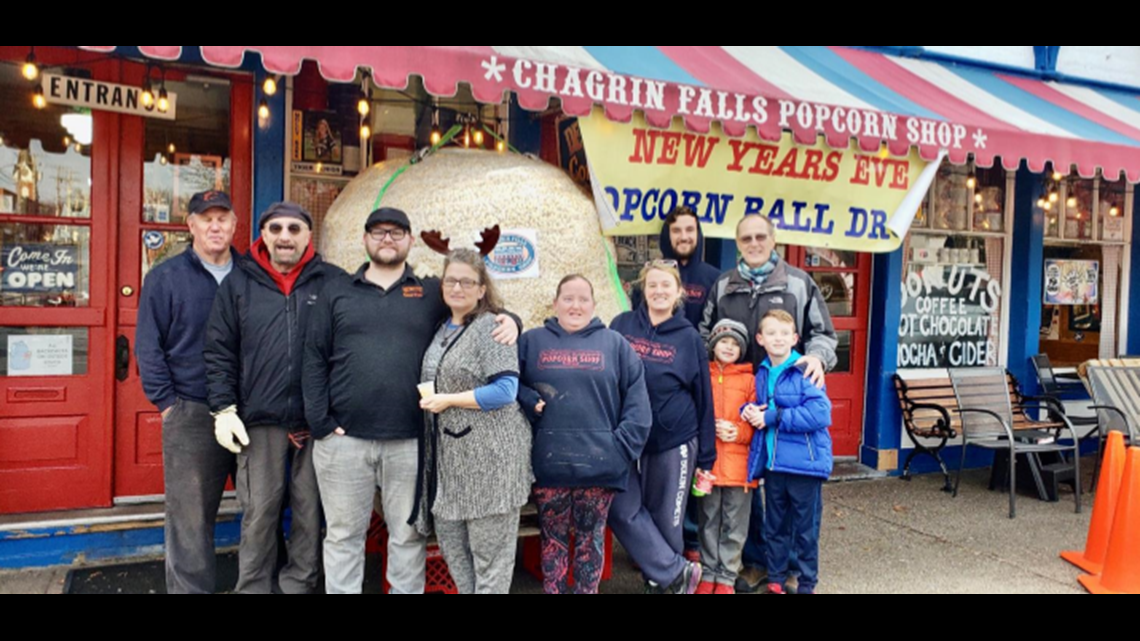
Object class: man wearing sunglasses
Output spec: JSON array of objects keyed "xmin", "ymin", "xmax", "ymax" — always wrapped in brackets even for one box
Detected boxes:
[{"xmin": 205, "ymin": 202, "xmax": 344, "ymax": 594}]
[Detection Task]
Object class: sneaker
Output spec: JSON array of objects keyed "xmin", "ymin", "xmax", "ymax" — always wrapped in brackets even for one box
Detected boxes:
[
  {"xmin": 766, "ymin": 583, "xmax": 787, "ymax": 595},
  {"xmin": 668, "ymin": 562, "xmax": 703, "ymax": 595},
  {"xmin": 644, "ymin": 581, "xmax": 664, "ymax": 595},
  {"xmin": 695, "ymin": 581, "xmax": 717, "ymax": 595},
  {"xmin": 735, "ymin": 567, "xmax": 768, "ymax": 594},
  {"xmin": 785, "ymin": 574, "xmax": 800, "ymax": 594},
  {"xmin": 796, "ymin": 585, "xmax": 816, "ymax": 595},
  {"xmin": 683, "ymin": 549, "xmax": 702, "ymax": 564},
  {"xmin": 715, "ymin": 584, "xmax": 736, "ymax": 595}
]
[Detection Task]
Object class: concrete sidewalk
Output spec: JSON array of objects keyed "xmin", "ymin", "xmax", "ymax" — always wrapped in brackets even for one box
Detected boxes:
[{"xmin": 0, "ymin": 465, "xmax": 1097, "ymax": 594}]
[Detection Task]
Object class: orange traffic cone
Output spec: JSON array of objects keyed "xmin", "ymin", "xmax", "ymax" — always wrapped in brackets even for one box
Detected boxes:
[
  {"xmin": 1080, "ymin": 447, "xmax": 1140, "ymax": 595},
  {"xmin": 1062, "ymin": 432, "xmax": 1128, "ymax": 574}
]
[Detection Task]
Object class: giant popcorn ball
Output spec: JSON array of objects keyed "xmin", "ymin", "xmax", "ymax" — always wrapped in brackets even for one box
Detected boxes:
[{"xmin": 320, "ymin": 149, "xmax": 625, "ymax": 329}]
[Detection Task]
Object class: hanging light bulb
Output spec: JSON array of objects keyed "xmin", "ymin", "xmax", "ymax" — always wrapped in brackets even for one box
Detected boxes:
[
  {"xmin": 22, "ymin": 48, "xmax": 39, "ymax": 82},
  {"xmin": 974, "ymin": 194, "xmax": 983, "ymax": 204},
  {"xmin": 430, "ymin": 129, "xmax": 442, "ymax": 146},
  {"xmin": 496, "ymin": 139, "xmax": 506, "ymax": 153},
  {"xmin": 263, "ymin": 75, "xmax": 279, "ymax": 96},
  {"xmin": 258, "ymin": 99, "xmax": 270, "ymax": 120},
  {"xmin": 63, "ymin": 135, "xmax": 71, "ymax": 147},
  {"xmin": 160, "ymin": 155, "xmax": 168, "ymax": 166},
  {"xmin": 141, "ymin": 83, "xmax": 155, "ymax": 109},
  {"xmin": 967, "ymin": 176, "xmax": 977, "ymax": 190},
  {"xmin": 358, "ymin": 96, "xmax": 370, "ymax": 117},
  {"xmin": 1053, "ymin": 171, "xmax": 1064, "ymax": 181},
  {"xmin": 1049, "ymin": 192, "xmax": 1059, "ymax": 203},
  {"xmin": 1043, "ymin": 201, "xmax": 1053, "ymax": 211},
  {"xmin": 33, "ymin": 85, "xmax": 47, "ymax": 109},
  {"xmin": 473, "ymin": 129, "xmax": 485, "ymax": 146},
  {"xmin": 168, "ymin": 143, "xmax": 177, "ymax": 154},
  {"xmin": 360, "ymin": 121, "xmax": 372, "ymax": 140},
  {"xmin": 1067, "ymin": 197, "xmax": 1078, "ymax": 208},
  {"xmin": 157, "ymin": 88, "xmax": 170, "ymax": 113},
  {"xmin": 1111, "ymin": 206, "xmax": 1121, "ymax": 217},
  {"xmin": 74, "ymin": 142, "xmax": 82, "ymax": 154},
  {"xmin": 1037, "ymin": 198, "xmax": 1047, "ymax": 209},
  {"xmin": 463, "ymin": 127, "xmax": 471, "ymax": 148}
]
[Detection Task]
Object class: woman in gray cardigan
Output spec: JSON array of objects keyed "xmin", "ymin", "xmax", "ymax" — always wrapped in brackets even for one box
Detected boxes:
[{"xmin": 416, "ymin": 249, "xmax": 534, "ymax": 594}]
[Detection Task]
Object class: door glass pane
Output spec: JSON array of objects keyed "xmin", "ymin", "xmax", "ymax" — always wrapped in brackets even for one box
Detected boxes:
[
  {"xmin": 834, "ymin": 330, "xmax": 852, "ymax": 374},
  {"xmin": 144, "ymin": 79, "xmax": 231, "ymax": 224},
  {"xmin": 1, "ymin": 223, "xmax": 90, "ymax": 307},
  {"xmin": 2, "ymin": 327, "xmax": 88, "ymax": 376},
  {"xmin": 805, "ymin": 247, "xmax": 857, "ymax": 270},
  {"xmin": 813, "ymin": 272, "xmax": 856, "ymax": 317},
  {"xmin": 142, "ymin": 230, "xmax": 192, "ymax": 281},
  {"xmin": 0, "ymin": 65, "xmax": 92, "ymax": 218}
]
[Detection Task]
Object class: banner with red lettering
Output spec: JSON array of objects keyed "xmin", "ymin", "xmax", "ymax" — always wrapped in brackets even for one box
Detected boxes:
[{"xmin": 579, "ymin": 109, "xmax": 943, "ymax": 252}]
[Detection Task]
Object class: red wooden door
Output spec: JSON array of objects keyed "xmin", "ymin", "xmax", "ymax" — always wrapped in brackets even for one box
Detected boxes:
[
  {"xmin": 0, "ymin": 47, "xmax": 119, "ymax": 514},
  {"xmin": 784, "ymin": 246, "xmax": 871, "ymax": 458},
  {"xmin": 112, "ymin": 62, "xmax": 252, "ymax": 499}
]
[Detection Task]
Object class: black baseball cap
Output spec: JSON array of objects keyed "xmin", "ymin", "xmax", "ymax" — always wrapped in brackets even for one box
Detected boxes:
[
  {"xmin": 188, "ymin": 190, "xmax": 233, "ymax": 216},
  {"xmin": 261, "ymin": 202, "xmax": 314, "ymax": 229},
  {"xmin": 365, "ymin": 208, "xmax": 412, "ymax": 232}
]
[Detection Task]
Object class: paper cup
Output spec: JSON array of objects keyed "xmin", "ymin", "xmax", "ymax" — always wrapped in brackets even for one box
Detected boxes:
[{"xmin": 417, "ymin": 382, "xmax": 436, "ymax": 399}]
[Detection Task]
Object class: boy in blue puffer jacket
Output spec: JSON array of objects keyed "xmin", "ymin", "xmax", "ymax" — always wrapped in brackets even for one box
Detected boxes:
[{"xmin": 743, "ymin": 309, "xmax": 833, "ymax": 595}]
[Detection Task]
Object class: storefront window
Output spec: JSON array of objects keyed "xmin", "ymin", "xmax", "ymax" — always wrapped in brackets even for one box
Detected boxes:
[
  {"xmin": 144, "ymin": 79, "xmax": 231, "ymax": 225},
  {"xmin": 1, "ymin": 327, "xmax": 88, "ymax": 376},
  {"xmin": 1040, "ymin": 170, "xmax": 1133, "ymax": 365},
  {"xmin": 900, "ymin": 160, "xmax": 1011, "ymax": 370},
  {"xmin": 0, "ymin": 65, "xmax": 92, "ymax": 218},
  {"xmin": 0, "ymin": 223, "xmax": 90, "ymax": 307}
]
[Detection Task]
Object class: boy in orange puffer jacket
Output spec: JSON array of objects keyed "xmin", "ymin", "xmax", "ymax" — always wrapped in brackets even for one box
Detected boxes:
[{"xmin": 695, "ymin": 319, "xmax": 758, "ymax": 595}]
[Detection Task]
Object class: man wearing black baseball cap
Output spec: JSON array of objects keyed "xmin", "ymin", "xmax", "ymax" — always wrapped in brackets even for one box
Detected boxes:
[
  {"xmin": 304, "ymin": 207, "xmax": 521, "ymax": 594},
  {"xmin": 205, "ymin": 202, "xmax": 344, "ymax": 594},
  {"xmin": 136, "ymin": 190, "xmax": 240, "ymax": 594}
]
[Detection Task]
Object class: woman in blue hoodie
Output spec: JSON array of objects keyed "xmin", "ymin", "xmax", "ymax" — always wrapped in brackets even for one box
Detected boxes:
[
  {"xmin": 609, "ymin": 261, "xmax": 717, "ymax": 595},
  {"xmin": 518, "ymin": 275, "xmax": 653, "ymax": 595}
]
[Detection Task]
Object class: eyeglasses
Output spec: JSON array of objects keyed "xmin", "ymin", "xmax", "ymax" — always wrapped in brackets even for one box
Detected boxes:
[
  {"xmin": 443, "ymin": 277, "xmax": 482, "ymax": 291},
  {"xmin": 267, "ymin": 223, "xmax": 305, "ymax": 235},
  {"xmin": 644, "ymin": 259, "xmax": 679, "ymax": 269},
  {"xmin": 739, "ymin": 234, "xmax": 770, "ymax": 245},
  {"xmin": 368, "ymin": 228, "xmax": 408, "ymax": 241}
]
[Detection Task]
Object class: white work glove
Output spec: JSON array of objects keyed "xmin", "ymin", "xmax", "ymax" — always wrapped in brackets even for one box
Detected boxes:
[{"xmin": 213, "ymin": 406, "xmax": 250, "ymax": 454}]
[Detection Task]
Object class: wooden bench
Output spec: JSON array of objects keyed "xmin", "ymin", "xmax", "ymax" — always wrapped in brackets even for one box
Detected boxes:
[{"xmin": 894, "ymin": 372, "xmax": 1070, "ymax": 494}]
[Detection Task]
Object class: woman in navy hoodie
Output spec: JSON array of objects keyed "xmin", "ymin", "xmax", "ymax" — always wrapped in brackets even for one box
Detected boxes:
[
  {"xmin": 519, "ymin": 275, "xmax": 652, "ymax": 595},
  {"xmin": 609, "ymin": 261, "xmax": 717, "ymax": 595}
]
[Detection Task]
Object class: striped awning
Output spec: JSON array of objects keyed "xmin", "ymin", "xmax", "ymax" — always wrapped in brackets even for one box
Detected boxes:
[{"xmin": 81, "ymin": 46, "xmax": 1140, "ymax": 181}]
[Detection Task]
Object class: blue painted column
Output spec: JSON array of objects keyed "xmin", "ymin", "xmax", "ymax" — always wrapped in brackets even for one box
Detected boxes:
[
  {"xmin": 1129, "ymin": 188, "xmax": 1140, "ymax": 355},
  {"xmin": 252, "ymin": 69, "xmax": 287, "ymax": 238},
  {"xmin": 508, "ymin": 96, "xmax": 542, "ymax": 156},
  {"xmin": 1007, "ymin": 164, "xmax": 1046, "ymax": 393},
  {"xmin": 861, "ymin": 248, "xmax": 904, "ymax": 471}
]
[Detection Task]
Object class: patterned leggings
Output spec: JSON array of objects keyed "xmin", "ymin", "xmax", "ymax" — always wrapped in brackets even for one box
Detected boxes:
[{"xmin": 534, "ymin": 488, "xmax": 616, "ymax": 595}]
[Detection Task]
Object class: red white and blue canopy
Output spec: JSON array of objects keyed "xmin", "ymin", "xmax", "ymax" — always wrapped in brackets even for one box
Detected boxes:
[{"xmin": 81, "ymin": 46, "xmax": 1140, "ymax": 181}]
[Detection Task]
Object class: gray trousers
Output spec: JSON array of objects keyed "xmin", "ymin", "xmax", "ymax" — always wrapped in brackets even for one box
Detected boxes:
[
  {"xmin": 697, "ymin": 486, "xmax": 753, "ymax": 586},
  {"xmin": 435, "ymin": 510, "xmax": 521, "ymax": 595},
  {"xmin": 314, "ymin": 435, "xmax": 425, "ymax": 595},
  {"xmin": 235, "ymin": 426, "xmax": 322, "ymax": 595},
  {"xmin": 162, "ymin": 399, "xmax": 235, "ymax": 595}
]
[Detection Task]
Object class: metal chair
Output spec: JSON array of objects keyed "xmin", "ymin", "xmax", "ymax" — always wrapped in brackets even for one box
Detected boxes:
[
  {"xmin": 949, "ymin": 368, "xmax": 1082, "ymax": 519},
  {"xmin": 1032, "ymin": 354, "xmax": 1099, "ymax": 440},
  {"xmin": 1085, "ymin": 366, "xmax": 1140, "ymax": 490}
]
